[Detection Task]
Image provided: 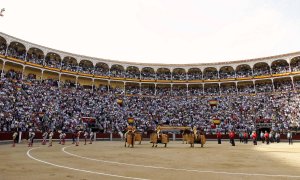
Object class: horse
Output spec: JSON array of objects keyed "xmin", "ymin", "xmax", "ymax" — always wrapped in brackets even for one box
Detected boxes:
[
  {"xmin": 134, "ymin": 132, "xmax": 142, "ymax": 145},
  {"xmin": 150, "ymin": 132, "xmax": 169, "ymax": 148},
  {"xmin": 124, "ymin": 131, "xmax": 135, "ymax": 148},
  {"xmin": 181, "ymin": 129, "xmax": 191, "ymax": 144},
  {"xmin": 187, "ymin": 132, "xmax": 206, "ymax": 148}
]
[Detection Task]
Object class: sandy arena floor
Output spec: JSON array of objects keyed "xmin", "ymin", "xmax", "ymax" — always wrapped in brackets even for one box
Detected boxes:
[{"xmin": 0, "ymin": 140, "xmax": 300, "ymax": 180}]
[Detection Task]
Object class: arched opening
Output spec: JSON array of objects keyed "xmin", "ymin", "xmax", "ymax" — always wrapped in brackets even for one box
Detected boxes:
[
  {"xmin": 26, "ymin": 47, "xmax": 44, "ymax": 65},
  {"xmin": 274, "ymin": 77, "xmax": 292, "ymax": 92},
  {"xmin": 94, "ymin": 62, "xmax": 109, "ymax": 76},
  {"xmin": 157, "ymin": 68, "xmax": 171, "ymax": 80},
  {"xmin": 110, "ymin": 64, "xmax": 125, "ymax": 78},
  {"xmin": 110, "ymin": 81, "xmax": 124, "ymax": 94},
  {"xmin": 188, "ymin": 84, "xmax": 203, "ymax": 96},
  {"xmin": 187, "ymin": 68, "xmax": 202, "ymax": 80},
  {"xmin": 255, "ymin": 79, "xmax": 273, "ymax": 93},
  {"xmin": 7, "ymin": 41, "xmax": 26, "ymax": 60},
  {"xmin": 271, "ymin": 59, "xmax": 289, "ymax": 74},
  {"xmin": 172, "ymin": 84, "xmax": 187, "ymax": 96},
  {"xmin": 3, "ymin": 61, "xmax": 23, "ymax": 80},
  {"xmin": 79, "ymin": 60, "xmax": 94, "ymax": 74},
  {"xmin": 125, "ymin": 82, "xmax": 140, "ymax": 95},
  {"xmin": 172, "ymin": 68, "xmax": 186, "ymax": 80},
  {"xmin": 42, "ymin": 71, "xmax": 59, "ymax": 86},
  {"xmin": 0, "ymin": 36, "xmax": 7, "ymax": 55},
  {"xmin": 94, "ymin": 79, "xmax": 109, "ymax": 93},
  {"xmin": 24, "ymin": 66, "xmax": 42, "ymax": 80},
  {"xmin": 60, "ymin": 74, "xmax": 76, "ymax": 88},
  {"xmin": 253, "ymin": 62, "xmax": 270, "ymax": 76},
  {"xmin": 236, "ymin": 64, "xmax": 252, "ymax": 78},
  {"xmin": 0, "ymin": 59, "xmax": 3, "ymax": 72},
  {"xmin": 290, "ymin": 56, "xmax": 300, "ymax": 72},
  {"xmin": 61, "ymin": 56, "xmax": 78, "ymax": 72},
  {"xmin": 141, "ymin": 83, "xmax": 155, "ymax": 96},
  {"xmin": 219, "ymin": 66, "xmax": 235, "ymax": 79},
  {"xmin": 141, "ymin": 67, "xmax": 155, "ymax": 80},
  {"xmin": 237, "ymin": 81, "xmax": 255, "ymax": 94},
  {"xmin": 45, "ymin": 52, "xmax": 61, "ymax": 69},
  {"xmin": 77, "ymin": 77, "xmax": 93, "ymax": 89},
  {"xmin": 220, "ymin": 82, "xmax": 236, "ymax": 94},
  {"xmin": 156, "ymin": 84, "xmax": 171, "ymax": 96},
  {"xmin": 204, "ymin": 83, "xmax": 219, "ymax": 96},
  {"xmin": 203, "ymin": 67, "xmax": 218, "ymax": 80},
  {"xmin": 293, "ymin": 76, "xmax": 300, "ymax": 90},
  {"xmin": 125, "ymin": 66, "xmax": 140, "ymax": 79}
]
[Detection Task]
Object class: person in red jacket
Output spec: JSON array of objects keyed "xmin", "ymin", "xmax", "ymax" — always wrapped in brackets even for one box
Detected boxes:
[
  {"xmin": 229, "ymin": 130, "xmax": 235, "ymax": 146},
  {"xmin": 264, "ymin": 131, "xmax": 270, "ymax": 145},
  {"xmin": 217, "ymin": 131, "xmax": 222, "ymax": 144},
  {"xmin": 252, "ymin": 131, "xmax": 257, "ymax": 145}
]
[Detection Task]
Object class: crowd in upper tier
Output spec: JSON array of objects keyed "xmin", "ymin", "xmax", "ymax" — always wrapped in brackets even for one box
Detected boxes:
[
  {"xmin": 0, "ymin": 69, "xmax": 299, "ymax": 135},
  {"xmin": 1, "ymin": 44, "xmax": 300, "ymax": 80}
]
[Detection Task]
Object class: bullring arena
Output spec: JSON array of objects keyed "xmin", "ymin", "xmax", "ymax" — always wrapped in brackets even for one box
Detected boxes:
[
  {"xmin": 1, "ymin": 139, "xmax": 300, "ymax": 180},
  {"xmin": 1, "ymin": 29, "xmax": 300, "ymax": 180}
]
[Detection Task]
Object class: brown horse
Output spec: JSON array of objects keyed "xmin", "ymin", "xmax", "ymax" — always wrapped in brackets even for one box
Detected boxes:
[
  {"xmin": 124, "ymin": 132, "xmax": 135, "ymax": 148},
  {"xmin": 182, "ymin": 129, "xmax": 191, "ymax": 144},
  {"xmin": 134, "ymin": 132, "xmax": 142, "ymax": 145},
  {"xmin": 187, "ymin": 133, "xmax": 206, "ymax": 148},
  {"xmin": 150, "ymin": 133, "xmax": 169, "ymax": 147}
]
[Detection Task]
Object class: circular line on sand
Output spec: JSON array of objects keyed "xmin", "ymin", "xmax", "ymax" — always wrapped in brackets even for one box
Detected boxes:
[
  {"xmin": 27, "ymin": 147, "xmax": 150, "ymax": 180},
  {"xmin": 63, "ymin": 145, "xmax": 300, "ymax": 178}
]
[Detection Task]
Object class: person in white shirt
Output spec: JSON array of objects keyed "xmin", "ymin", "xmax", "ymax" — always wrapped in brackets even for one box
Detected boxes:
[
  {"xmin": 48, "ymin": 131, "xmax": 54, "ymax": 147},
  {"xmin": 287, "ymin": 130, "xmax": 293, "ymax": 145},
  {"xmin": 42, "ymin": 131, "xmax": 48, "ymax": 145},
  {"xmin": 89, "ymin": 131, "xmax": 94, "ymax": 144},
  {"xmin": 61, "ymin": 132, "xmax": 66, "ymax": 145},
  {"xmin": 84, "ymin": 131, "xmax": 89, "ymax": 145},
  {"xmin": 12, "ymin": 131, "xmax": 18, "ymax": 147},
  {"xmin": 28, "ymin": 130, "xmax": 35, "ymax": 147}
]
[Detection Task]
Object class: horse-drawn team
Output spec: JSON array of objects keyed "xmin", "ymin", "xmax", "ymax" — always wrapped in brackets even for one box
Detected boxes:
[{"xmin": 124, "ymin": 125, "xmax": 206, "ymax": 148}]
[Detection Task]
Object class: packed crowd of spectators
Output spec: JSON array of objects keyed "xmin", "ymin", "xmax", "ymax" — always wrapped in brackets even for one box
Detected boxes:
[
  {"xmin": 236, "ymin": 68, "xmax": 252, "ymax": 78},
  {"xmin": 187, "ymin": 71, "xmax": 202, "ymax": 80},
  {"xmin": 253, "ymin": 67, "xmax": 271, "ymax": 76},
  {"xmin": 219, "ymin": 71, "xmax": 235, "ymax": 79},
  {"xmin": 141, "ymin": 71, "xmax": 156, "ymax": 80},
  {"xmin": 157, "ymin": 72, "xmax": 171, "ymax": 80},
  {"xmin": 2, "ymin": 50, "xmax": 300, "ymax": 135},
  {"xmin": 26, "ymin": 53, "xmax": 44, "ymax": 65},
  {"xmin": 7, "ymin": 47, "xmax": 26, "ymax": 60},
  {"xmin": 61, "ymin": 61, "xmax": 78, "ymax": 72},
  {"xmin": 203, "ymin": 71, "xmax": 218, "ymax": 80},
  {"xmin": 125, "ymin": 70, "xmax": 140, "ymax": 79},
  {"xmin": 271, "ymin": 65, "xmax": 290, "ymax": 74},
  {"xmin": 292, "ymin": 61, "xmax": 300, "ymax": 72},
  {"xmin": 94, "ymin": 66, "xmax": 110, "ymax": 76},
  {"xmin": 0, "ymin": 43, "xmax": 6, "ymax": 55},
  {"xmin": 110, "ymin": 69, "xmax": 125, "ymax": 78},
  {"xmin": 3, "ymin": 49, "xmax": 300, "ymax": 83},
  {"xmin": 77, "ymin": 65, "xmax": 94, "ymax": 74},
  {"xmin": 45, "ymin": 57, "xmax": 61, "ymax": 69},
  {"xmin": 0, "ymin": 75, "xmax": 299, "ymax": 135},
  {"xmin": 173, "ymin": 72, "xmax": 186, "ymax": 80}
]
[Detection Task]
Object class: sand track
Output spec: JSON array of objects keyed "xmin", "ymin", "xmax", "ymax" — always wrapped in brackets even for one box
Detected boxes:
[{"xmin": 1, "ymin": 141, "xmax": 300, "ymax": 180}]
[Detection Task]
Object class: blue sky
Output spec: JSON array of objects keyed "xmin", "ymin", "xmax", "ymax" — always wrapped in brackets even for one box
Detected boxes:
[{"xmin": 0, "ymin": 0, "xmax": 299, "ymax": 64}]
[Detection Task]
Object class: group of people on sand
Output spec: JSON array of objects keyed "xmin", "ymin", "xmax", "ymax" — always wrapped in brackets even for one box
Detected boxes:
[
  {"xmin": 217, "ymin": 129, "xmax": 294, "ymax": 146},
  {"xmin": 11, "ymin": 129, "xmax": 95, "ymax": 147}
]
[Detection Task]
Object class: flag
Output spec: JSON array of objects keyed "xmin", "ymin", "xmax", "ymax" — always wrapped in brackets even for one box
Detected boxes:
[{"xmin": 208, "ymin": 100, "xmax": 218, "ymax": 106}]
